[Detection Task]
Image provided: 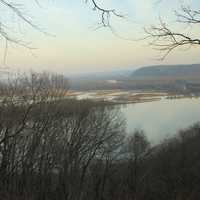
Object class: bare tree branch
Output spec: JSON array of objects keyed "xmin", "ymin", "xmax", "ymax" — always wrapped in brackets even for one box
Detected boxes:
[
  {"xmin": 0, "ymin": 0, "xmax": 49, "ymax": 49},
  {"xmin": 145, "ymin": 5, "xmax": 200, "ymax": 59},
  {"xmin": 86, "ymin": 0, "xmax": 124, "ymax": 28}
]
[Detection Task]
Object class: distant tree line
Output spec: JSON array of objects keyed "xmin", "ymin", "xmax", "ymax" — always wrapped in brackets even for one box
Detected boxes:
[
  {"xmin": 70, "ymin": 78, "xmax": 200, "ymax": 94},
  {"xmin": 0, "ymin": 72, "xmax": 200, "ymax": 199}
]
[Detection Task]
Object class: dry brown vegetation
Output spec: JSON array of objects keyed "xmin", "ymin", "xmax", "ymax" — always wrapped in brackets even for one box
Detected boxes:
[{"xmin": 1, "ymin": 72, "xmax": 200, "ymax": 200}]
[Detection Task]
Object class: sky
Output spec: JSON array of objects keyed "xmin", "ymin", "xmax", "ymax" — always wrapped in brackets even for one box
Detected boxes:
[{"xmin": 0, "ymin": 0, "xmax": 200, "ymax": 74}]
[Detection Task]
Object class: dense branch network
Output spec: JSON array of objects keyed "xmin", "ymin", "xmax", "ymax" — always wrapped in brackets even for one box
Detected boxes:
[{"xmin": 145, "ymin": 6, "xmax": 200, "ymax": 59}]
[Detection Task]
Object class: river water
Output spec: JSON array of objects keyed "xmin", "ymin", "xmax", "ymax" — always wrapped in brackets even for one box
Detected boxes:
[{"xmin": 121, "ymin": 98, "xmax": 200, "ymax": 144}]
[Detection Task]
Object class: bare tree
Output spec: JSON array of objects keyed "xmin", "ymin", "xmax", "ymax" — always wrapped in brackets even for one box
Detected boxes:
[
  {"xmin": 124, "ymin": 129, "xmax": 150, "ymax": 200},
  {"xmin": 145, "ymin": 5, "xmax": 200, "ymax": 59},
  {"xmin": 0, "ymin": 71, "xmax": 126, "ymax": 199}
]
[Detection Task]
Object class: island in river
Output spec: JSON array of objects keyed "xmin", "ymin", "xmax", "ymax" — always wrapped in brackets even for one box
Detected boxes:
[{"xmin": 66, "ymin": 90, "xmax": 200, "ymax": 105}]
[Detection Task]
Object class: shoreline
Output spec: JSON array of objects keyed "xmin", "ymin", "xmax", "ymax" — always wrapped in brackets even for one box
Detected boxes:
[{"xmin": 66, "ymin": 89, "xmax": 200, "ymax": 105}]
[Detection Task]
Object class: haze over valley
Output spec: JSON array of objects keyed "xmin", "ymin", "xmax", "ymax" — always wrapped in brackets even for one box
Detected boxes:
[{"xmin": 69, "ymin": 64, "xmax": 200, "ymax": 101}]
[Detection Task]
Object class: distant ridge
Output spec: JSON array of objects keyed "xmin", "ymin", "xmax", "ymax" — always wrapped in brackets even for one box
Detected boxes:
[
  {"xmin": 131, "ymin": 64, "xmax": 200, "ymax": 80},
  {"xmin": 69, "ymin": 69, "xmax": 133, "ymax": 80}
]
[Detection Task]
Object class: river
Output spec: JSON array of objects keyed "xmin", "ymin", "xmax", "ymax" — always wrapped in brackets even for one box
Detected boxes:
[{"xmin": 121, "ymin": 98, "xmax": 200, "ymax": 144}]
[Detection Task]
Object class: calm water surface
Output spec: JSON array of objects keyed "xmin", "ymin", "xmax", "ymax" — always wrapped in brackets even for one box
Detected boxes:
[{"xmin": 121, "ymin": 98, "xmax": 200, "ymax": 144}]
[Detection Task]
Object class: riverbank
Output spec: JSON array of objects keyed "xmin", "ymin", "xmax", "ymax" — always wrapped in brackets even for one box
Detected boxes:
[{"xmin": 66, "ymin": 90, "xmax": 200, "ymax": 104}]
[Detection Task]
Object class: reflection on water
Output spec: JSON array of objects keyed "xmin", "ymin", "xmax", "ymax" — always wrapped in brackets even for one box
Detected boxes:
[{"xmin": 121, "ymin": 98, "xmax": 200, "ymax": 144}]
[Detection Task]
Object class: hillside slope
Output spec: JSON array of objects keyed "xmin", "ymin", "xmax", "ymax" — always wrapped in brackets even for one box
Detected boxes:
[{"xmin": 131, "ymin": 64, "xmax": 200, "ymax": 80}]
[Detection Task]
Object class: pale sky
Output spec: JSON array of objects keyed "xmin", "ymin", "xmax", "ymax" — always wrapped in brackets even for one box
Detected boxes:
[{"xmin": 1, "ymin": 0, "xmax": 200, "ymax": 74}]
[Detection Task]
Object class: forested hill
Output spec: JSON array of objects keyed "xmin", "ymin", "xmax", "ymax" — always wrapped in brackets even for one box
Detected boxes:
[
  {"xmin": 131, "ymin": 64, "xmax": 200, "ymax": 80},
  {"xmin": 69, "ymin": 64, "xmax": 200, "ymax": 91}
]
